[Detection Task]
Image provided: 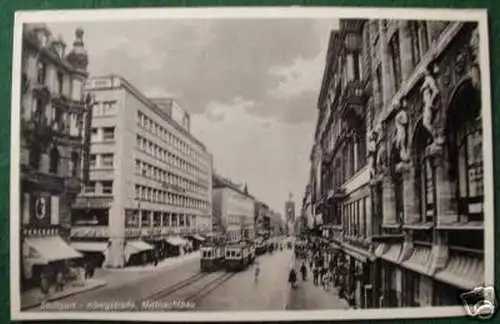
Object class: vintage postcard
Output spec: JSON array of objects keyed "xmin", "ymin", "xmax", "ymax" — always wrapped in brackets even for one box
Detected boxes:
[{"xmin": 10, "ymin": 6, "xmax": 496, "ymax": 322}]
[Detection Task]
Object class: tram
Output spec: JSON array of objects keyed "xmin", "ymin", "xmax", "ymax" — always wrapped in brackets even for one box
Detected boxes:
[
  {"xmin": 200, "ymin": 243, "xmax": 225, "ymax": 272},
  {"xmin": 255, "ymin": 237, "xmax": 267, "ymax": 256},
  {"xmin": 224, "ymin": 241, "xmax": 253, "ymax": 272}
]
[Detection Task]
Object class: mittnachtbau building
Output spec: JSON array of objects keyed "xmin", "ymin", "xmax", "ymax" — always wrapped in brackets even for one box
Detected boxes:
[
  {"xmin": 19, "ymin": 25, "xmax": 92, "ymax": 289},
  {"xmin": 71, "ymin": 75, "xmax": 213, "ymax": 268},
  {"xmin": 306, "ymin": 19, "xmax": 484, "ymax": 308}
]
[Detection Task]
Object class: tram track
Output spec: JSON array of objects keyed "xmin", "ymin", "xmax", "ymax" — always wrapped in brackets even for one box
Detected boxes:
[{"xmin": 139, "ymin": 271, "xmax": 236, "ymax": 308}]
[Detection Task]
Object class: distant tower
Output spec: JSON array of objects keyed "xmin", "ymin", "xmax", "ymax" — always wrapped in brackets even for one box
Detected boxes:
[{"xmin": 285, "ymin": 192, "xmax": 295, "ymax": 236}]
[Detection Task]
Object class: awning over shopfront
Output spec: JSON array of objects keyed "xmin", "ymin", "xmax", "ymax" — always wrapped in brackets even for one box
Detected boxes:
[
  {"xmin": 342, "ymin": 243, "xmax": 375, "ymax": 263},
  {"xmin": 380, "ymin": 244, "xmax": 402, "ymax": 264},
  {"xmin": 434, "ymin": 254, "xmax": 484, "ymax": 291},
  {"xmin": 125, "ymin": 240, "xmax": 154, "ymax": 255},
  {"xmin": 166, "ymin": 236, "xmax": 189, "ymax": 246},
  {"xmin": 191, "ymin": 234, "xmax": 205, "ymax": 242},
  {"xmin": 401, "ymin": 246, "xmax": 433, "ymax": 276},
  {"xmin": 71, "ymin": 242, "xmax": 108, "ymax": 253},
  {"xmin": 23, "ymin": 236, "xmax": 83, "ymax": 265}
]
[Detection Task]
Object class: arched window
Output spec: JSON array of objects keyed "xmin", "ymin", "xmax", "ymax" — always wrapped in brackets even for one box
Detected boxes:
[
  {"xmin": 49, "ymin": 146, "xmax": 60, "ymax": 174},
  {"xmin": 447, "ymin": 81, "xmax": 483, "ymax": 222},
  {"xmin": 413, "ymin": 123, "xmax": 435, "ymax": 223}
]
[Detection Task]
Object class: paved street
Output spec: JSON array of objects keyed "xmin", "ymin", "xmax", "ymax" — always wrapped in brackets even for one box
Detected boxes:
[
  {"xmin": 27, "ymin": 255, "xmax": 201, "ymax": 311},
  {"xmin": 196, "ymin": 249, "xmax": 294, "ymax": 311},
  {"xmin": 288, "ymin": 259, "xmax": 349, "ymax": 310}
]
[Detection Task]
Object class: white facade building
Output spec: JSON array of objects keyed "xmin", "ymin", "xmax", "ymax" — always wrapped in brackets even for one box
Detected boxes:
[
  {"xmin": 212, "ymin": 176, "xmax": 255, "ymax": 241},
  {"xmin": 71, "ymin": 75, "xmax": 213, "ymax": 268}
]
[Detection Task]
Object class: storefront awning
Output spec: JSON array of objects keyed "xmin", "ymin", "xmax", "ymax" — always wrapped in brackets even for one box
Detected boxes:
[
  {"xmin": 434, "ymin": 254, "xmax": 484, "ymax": 291},
  {"xmin": 401, "ymin": 246, "xmax": 433, "ymax": 276},
  {"xmin": 342, "ymin": 243, "xmax": 374, "ymax": 263},
  {"xmin": 381, "ymin": 244, "xmax": 402, "ymax": 264},
  {"xmin": 191, "ymin": 234, "xmax": 205, "ymax": 242},
  {"xmin": 166, "ymin": 236, "xmax": 189, "ymax": 246},
  {"xmin": 71, "ymin": 242, "xmax": 108, "ymax": 253},
  {"xmin": 24, "ymin": 236, "xmax": 83, "ymax": 264},
  {"xmin": 126, "ymin": 240, "xmax": 154, "ymax": 254}
]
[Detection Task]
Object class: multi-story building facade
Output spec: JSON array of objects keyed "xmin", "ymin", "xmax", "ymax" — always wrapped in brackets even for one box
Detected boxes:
[
  {"xmin": 19, "ymin": 25, "xmax": 92, "ymax": 288},
  {"xmin": 254, "ymin": 201, "xmax": 271, "ymax": 237},
  {"xmin": 212, "ymin": 175, "xmax": 255, "ymax": 242},
  {"xmin": 71, "ymin": 75, "xmax": 213, "ymax": 268},
  {"xmin": 309, "ymin": 18, "xmax": 484, "ymax": 309}
]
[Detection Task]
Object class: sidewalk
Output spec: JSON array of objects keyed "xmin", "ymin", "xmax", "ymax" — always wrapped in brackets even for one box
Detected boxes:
[
  {"xmin": 287, "ymin": 259, "xmax": 350, "ymax": 310},
  {"xmin": 21, "ymin": 278, "xmax": 107, "ymax": 311},
  {"xmin": 105, "ymin": 251, "xmax": 200, "ymax": 273}
]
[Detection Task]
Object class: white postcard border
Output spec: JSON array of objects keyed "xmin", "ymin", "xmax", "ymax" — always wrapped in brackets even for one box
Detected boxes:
[{"xmin": 9, "ymin": 6, "xmax": 494, "ymax": 322}]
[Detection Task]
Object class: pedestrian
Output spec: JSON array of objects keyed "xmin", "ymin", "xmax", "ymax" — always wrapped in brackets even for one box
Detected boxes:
[
  {"xmin": 312, "ymin": 267, "xmax": 319, "ymax": 285},
  {"xmin": 40, "ymin": 269, "xmax": 50, "ymax": 303},
  {"xmin": 55, "ymin": 270, "xmax": 64, "ymax": 292},
  {"xmin": 300, "ymin": 262, "xmax": 307, "ymax": 281},
  {"xmin": 288, "ymin": 268, "xmax": 297, "ymax": 289},
  {"xmin": 254, "ymin": 263, "xmax": 260, "ymax": 282},
  {"xmin": 319, "ymin": 266, "xmax": 326, "ymax": 286}
]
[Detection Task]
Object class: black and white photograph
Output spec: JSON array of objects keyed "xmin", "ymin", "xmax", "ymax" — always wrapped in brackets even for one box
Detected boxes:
[{"xmin": 10, "ymin": 7, "xmax": 496, "ymax": 322}]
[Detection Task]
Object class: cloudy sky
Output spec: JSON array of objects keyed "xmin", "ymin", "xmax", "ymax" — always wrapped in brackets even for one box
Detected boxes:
[{"xmin": 47, "ymin": 18, "xmax": 339, "ymax": 215}]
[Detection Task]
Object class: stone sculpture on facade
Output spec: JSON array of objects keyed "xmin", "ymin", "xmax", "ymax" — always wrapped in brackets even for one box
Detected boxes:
[
  {"xmin": 367, "ymin": 129, "xmax": 378, "ymax": 179},
  {"xmin": 420, "ymin": 65, "xmax": 443, "ymax": 147},
  {"xmin": 394, "ymin": 101, "xmax": 410, "ymax": 163},
  {"xmin": 469, "ymin": 27, "xmax": 480, "ymax": 90},
  {"xmin": 375, "ymin": 124, "xmax": 387, "ymax": 179}
]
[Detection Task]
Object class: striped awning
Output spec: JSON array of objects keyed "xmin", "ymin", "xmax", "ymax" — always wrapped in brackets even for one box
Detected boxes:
[
  {"xmin": 401, "ymin": 246, "xmax": 433, "ymax": 276},
  {"xmin": 166, "ymin": 236, "xmax": 189, "ymax": 246},
  {"xmin": 23, "ymin": 236, "xmax": 83, "ymax": 264},
  {"xmin": 381, "ymin": 244, "xmax": 402, "ymax": 264},
  {"xmin": 434, "ymin": 254, "xmax": 484, "ymax": 290}
]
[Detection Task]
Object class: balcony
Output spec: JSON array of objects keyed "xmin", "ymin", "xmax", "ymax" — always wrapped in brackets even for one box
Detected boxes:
[{"xmin": 339, "ymin": 80, "xmax": 366, "ymax": 127}]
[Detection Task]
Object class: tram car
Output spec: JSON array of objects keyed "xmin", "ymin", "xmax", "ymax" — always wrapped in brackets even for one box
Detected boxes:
[
  {"xmin": 224, "ymin": 242, "xmax": 253, "ymax": 272},
  {"xmin": 255, "ymin": 238, "xmax": 267, "ymax": 256},
  {"xmin": 200, "ymin": 243, "xmax": 225, "ymax": 272}
]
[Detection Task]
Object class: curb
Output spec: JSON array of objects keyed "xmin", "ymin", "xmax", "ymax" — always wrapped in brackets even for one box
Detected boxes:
[{"xmin": 21, "ymin": 281, "xmax": 108, "ymax": 311}]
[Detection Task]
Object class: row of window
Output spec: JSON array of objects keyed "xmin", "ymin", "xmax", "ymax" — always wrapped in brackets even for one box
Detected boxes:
[
  {"xmin": 134, "ymin": 184, "xmax": 209, "ymax": 210},
  {"xmin": 136, "ymin": 134, "xmax": 208, "ymax": 181},
  {"xmin": 31, "ymin": 58, "xmax": 84, "ymax": 101},
  {"xmin": 85, "ymin": 180, "xmax": 113, "ymax": 195},
  {"xmin": 135, "ymin": 159, "xmax": 208, "ymax": 194},
  {"xmin": 89, "ymin": 153, "xmax": 114, "ymax": 169},
  {"xmin": 126, "ymin": 210, "xmax": 196, "ymax": 227},
  {"xmin": 28, "ymin": 97, "xmax": 84, "ymax": 138},
  {"xmin": 137, "ymin": 110, "xmax": 208, "ymax": 168},
  {"xmin": 92, "ymin": 101, "xmax": 117, "ymax": 117},
  {"xmin": 342, "ymin": 197, "xmax": 369, "ymax": 238},
  {"xmin": 27, "ymin": 145, "xmax": 80, "ymax": 178},
  {"xmin": 91, "ymin": 127, "xmax": 115, "ymax": 142}
]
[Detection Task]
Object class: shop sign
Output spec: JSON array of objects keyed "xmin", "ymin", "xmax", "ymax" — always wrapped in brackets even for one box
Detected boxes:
[{"xmin": 71, "ymin": 226, "xmax": 109, "ymax": 238}]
